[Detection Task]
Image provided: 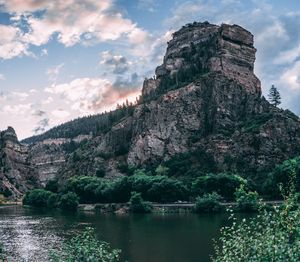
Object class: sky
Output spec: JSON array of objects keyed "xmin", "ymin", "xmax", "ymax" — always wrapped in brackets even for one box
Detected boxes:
[{"xmin": 0, "ymin": 0, "xmax": 300, "ymax": 139}]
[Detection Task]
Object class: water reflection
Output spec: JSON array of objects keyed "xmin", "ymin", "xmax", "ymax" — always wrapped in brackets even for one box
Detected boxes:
[{"xmin": 0, "ymin": 206, "xmax": 231, "ymax": 262}]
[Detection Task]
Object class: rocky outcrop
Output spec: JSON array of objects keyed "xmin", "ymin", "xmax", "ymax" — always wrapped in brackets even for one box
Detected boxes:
[
  {"xmin": 146, "ymin": 22, "xmax": 261, "ymax": 96},
  {"xmin": 0, "ymin": 127, "xmax": 38, "ymax": 198},
  {"xmin": 4, "ymin": 21, "xmax": 300, "ymax": 191}
]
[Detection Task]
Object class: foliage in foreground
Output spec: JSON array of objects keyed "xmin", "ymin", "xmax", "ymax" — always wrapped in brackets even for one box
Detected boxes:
[
  {"xmin": 49, "ymin": 227, "xmax": 121, "ymax": 262},
  {"xmin": 194, "ymin": 193, "xmax": 224, "ymax": 213},
  {"xmin": 129, "ymin": 192, "xmax": 153, "ymax": 213},
  {"xmin": 212, "ymin": 163, "xmax": 300, "ymax": 262}
]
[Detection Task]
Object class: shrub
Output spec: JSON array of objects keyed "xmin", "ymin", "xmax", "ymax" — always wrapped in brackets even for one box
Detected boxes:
[
  {"xmin": 47, "ymin": 193, "xmax": 60, "ymax": 209},
  {"xmin": 45, "ymin": 179, "xmax": 59, "ymax": 193},
  {"xmin": 147, "ymin": 178, "xmax": 188, "ymax": 203},
  {"xmin": 96, "ymin": 168, "xmax": 106, "ymax": 178},
  {"xmin": 212, "ymin": 163, "xmax": 300, "ymax": 262},
  {"xmin": 59, "ymin": 192, "xmax": 79, "ymax": 211},
  {"xmin": 194, "ymin": 192, "xmax": 223, "ymax": 213},
  {"xmin": 64, "ymin": 176, "xmax": 107, "ymax": 203},
  {"xmin": 264, "ymin": 157, "xmax": 300, "ymax": 199},
  {"xmin": 155, "ymin": 165, "xmax": 169, "ymax": 176},
  {"xmin": 0, "ymin": 194, "xmax": 5, "ymax": 205},
  {"xmin": 234, "ymin": 185, "xmax": 261, "ymax": 212},
  {"xmin": 165, "ymin": 148, "xmax": 217, "ymax": 177},
  {"xmin": 102, "ymin": 177, "xmax": 132, "ymax": 203},
  {"xmin": 49, "ymin": 227, "xmax": 121, "ymax": 262},
  {"xmin": 129, "ymin": 173, "xmax": 165, "ymax": 200},
  {"xmin": 3, "ymin": 188, "xmax": 12, "ymax": 198},
  {"xmin": 129, "ymin": 192, "xmax": 152, "ymax": 213},
  {"xmin": 23, "ymin": 189, "xmax": 53, "ymax": 207},
  {"xmin": 192, "ymin": 173, "xmax": 246, "ymax": 200}
]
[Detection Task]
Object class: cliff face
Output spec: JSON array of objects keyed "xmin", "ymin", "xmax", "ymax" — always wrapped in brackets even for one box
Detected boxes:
[
  {"xmin": 2, "ymin": 22, "xmax": 300, "ymax": 192},
  {"xmin": 54, "ymin": 22, "xmax": 300, "ymax": 182},
  {"xmin": 0, "ymin": 127, "xmax": 38, "ymax": 198},
  {"xmin": 73, "ymin": 22, "xmax": 299, "ymax": 177}
]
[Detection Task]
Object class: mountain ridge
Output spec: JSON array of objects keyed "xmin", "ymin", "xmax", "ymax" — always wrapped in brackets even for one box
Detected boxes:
[{"xmin": 1, "ymin": 21, "xmax": 300, "ymax": 197}]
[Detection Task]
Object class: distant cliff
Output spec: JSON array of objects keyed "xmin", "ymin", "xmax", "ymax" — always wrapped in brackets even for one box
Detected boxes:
[
  {"xmin": 2, "ymin": 21, "xmax": 300, "ymax": 196},
  {"xmin": 0, "ymin": 127, "xmax": 37, "ymax": 198}
]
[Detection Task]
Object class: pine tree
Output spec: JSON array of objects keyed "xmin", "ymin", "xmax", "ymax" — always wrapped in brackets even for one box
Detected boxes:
[{"xmin": 268, "ymin": 85, "xmax": 281, "ymax": 107}]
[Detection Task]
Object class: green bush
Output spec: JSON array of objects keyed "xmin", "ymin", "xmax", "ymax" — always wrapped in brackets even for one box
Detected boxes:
[
  {"xmin": 3, "ymin": 188, "xmax": 12, "ymax": 198},
  {"xmin": 62, "ymin": 174, "xmax": 189, "ymax": 204},
  {"xmin": 164, "ymin": 148, "xmax": 217, "ymax": 177},
  {"xmin": 264, "ymin": 157, "xmax": 300, "ymax": 199},
  {"xmin": 147, "ymin": 178, "xmax": 188, "ymax": 203},
  {"xmin": 155, "ymin": 165, "xmax": 169, "ymax": 176},
  {"xmin": 234, "ymin": 185, "xmax": 261, "ymax": 212},
  {"xmin": 212, "ymin": 163, "xmax": 300, "ymax": 262},
  {"xmin": 0, "ymin": 194, "xmax": 5, "ymax": 205},
  {"xmin": 192, "ymin": 173, "xmax": 246, "ymax": 200},
  {"xmin": 45, "ymin": 179, "xmax": 59, "ymax": 193},
  {"xmin": 129, "ymin": 173, "xmax": 165, "ymax": 200},
  {"xmin": 59, "ymin": 192, "xmax": 79, "ymax": 211},
  {"xmin": 47, "ymin": 193, "xmax": 60, "ymax": 209},
  {"xmin": 96, "ymin": 168, "xmax": 106, "ymax": 178},
  {"xmin": 23, "ymin": 189, "xmax": 53, "ymax": 207},
  {"xmin": 129, "ymin": 192, "xmax": 153, "ymax": 213},
  {"xmin": 49, "ymin": 227, "xmax": 121, "ymax": 262},
  {"xmin": 64, "ymin": 176, "xmax": 107, "ymax": 203},
  {"xmin": 102, "ymin": 177, "xmax": 132, "ymax": 203},
  {"xmin": 194, "ymin": 192, "xmax": 223, "ymax": 213}
]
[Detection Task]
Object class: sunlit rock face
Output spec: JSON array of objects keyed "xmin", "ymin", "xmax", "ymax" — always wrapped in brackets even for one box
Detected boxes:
[{"xmin": 149, "ymin": 22, "xmax": 261, "ymax": 96}]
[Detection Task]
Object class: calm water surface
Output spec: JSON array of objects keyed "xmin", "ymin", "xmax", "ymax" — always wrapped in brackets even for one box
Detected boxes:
[{"xmin": 0, "ymin": 205, "xmax": 232, "ymax": 262}]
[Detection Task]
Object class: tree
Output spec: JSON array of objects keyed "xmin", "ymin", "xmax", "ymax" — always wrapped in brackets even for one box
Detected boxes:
[
  {"xmin": 268, "ymin": 84, "xmax": 281, "ymax": 107},
  {"xmin": 129, "ymin": 192, "xmax": 152, "ymax": 213},
  {"xmin": 194, "ymin": 192, "xmax": 224, "ymax": 213},
  {"xmin": 59, "ymin": 192, "xmax": 79, "ymax": 211}
]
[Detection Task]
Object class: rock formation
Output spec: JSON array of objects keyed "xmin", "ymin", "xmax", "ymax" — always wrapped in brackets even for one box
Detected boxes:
[
  {"xmin": 2, "ymin": 21, "xmax": 300, "ymax": 195},
  {"xmin": 0, "ymin": 127, "xmax": 38, "ymax": 198}
]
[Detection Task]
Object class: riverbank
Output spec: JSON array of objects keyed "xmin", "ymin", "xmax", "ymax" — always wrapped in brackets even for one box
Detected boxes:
[{"xmin": 78, "ymin": 201, "xmax": 284, "ymax": 214}]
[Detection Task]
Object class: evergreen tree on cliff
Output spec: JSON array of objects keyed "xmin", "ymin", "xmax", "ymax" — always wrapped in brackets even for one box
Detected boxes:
[{"xmin": 268, "ymin": 85, "xmax": 281, "ymax": 107}]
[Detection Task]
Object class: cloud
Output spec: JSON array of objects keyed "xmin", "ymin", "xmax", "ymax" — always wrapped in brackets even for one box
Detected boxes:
[
  {"xmin": 45, "ymin": 77, "xmax": 141, "ymax": 114},
  {"xmin": 11, "ymin": 91, "xmax": 29, "ymax": 101},
  {"xmin": 0, "ymin": 24, "xmax": 29, "ymax": 59},
  {"xmin": 32, "ymin": 109, "xmax": 46, "ymax": 116},
  {"xmin": 41, "ymin": 48, "xmax": 48, "ymax": 56},
  {"xmin": 0, "ymin": 73, "xmax": 5, "ymax": 80},
  {"xmin": 0, "ymin": 0, "xmax": 150, "ymax": 59},
  {"xmin": 137, "ymin": 0, "xmax": 158, "ymax": 12},
  {"xmin": 33, "ymin": 118, "xmax": 49, "ymax": 134},
  {"xmin": 2, "ymin": 103, "xmax": 32, "ymax": 115},
  {"xmin": 280, "ymin": 60, "xmax": 300, "ymax": 91},
  {"xmin": 100, "ymin": 51, "xmax": 130, "ymax": 74},
  {"xmin": 47, "ymin": 63, "xmax": 64, "ymax": 83},
  {"xmin": 51, "ymin": 109, "xmax": 71, "ymax": 119}
]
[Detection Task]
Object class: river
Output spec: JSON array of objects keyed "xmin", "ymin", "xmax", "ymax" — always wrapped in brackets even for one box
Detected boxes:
[{"xmin": 0, "ymin": 205, "xmax": 234, "ymax": 262}]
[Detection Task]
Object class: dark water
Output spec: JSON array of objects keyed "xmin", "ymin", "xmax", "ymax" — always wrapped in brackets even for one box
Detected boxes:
[{"xmin": 0, "ymin": 205, "xmax": 231, "ymax": 262}]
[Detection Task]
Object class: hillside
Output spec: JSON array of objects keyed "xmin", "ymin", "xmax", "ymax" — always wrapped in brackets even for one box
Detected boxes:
[{"xmin": 1, "ymin": 21, "xmax": 300, "ymax": 197}]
